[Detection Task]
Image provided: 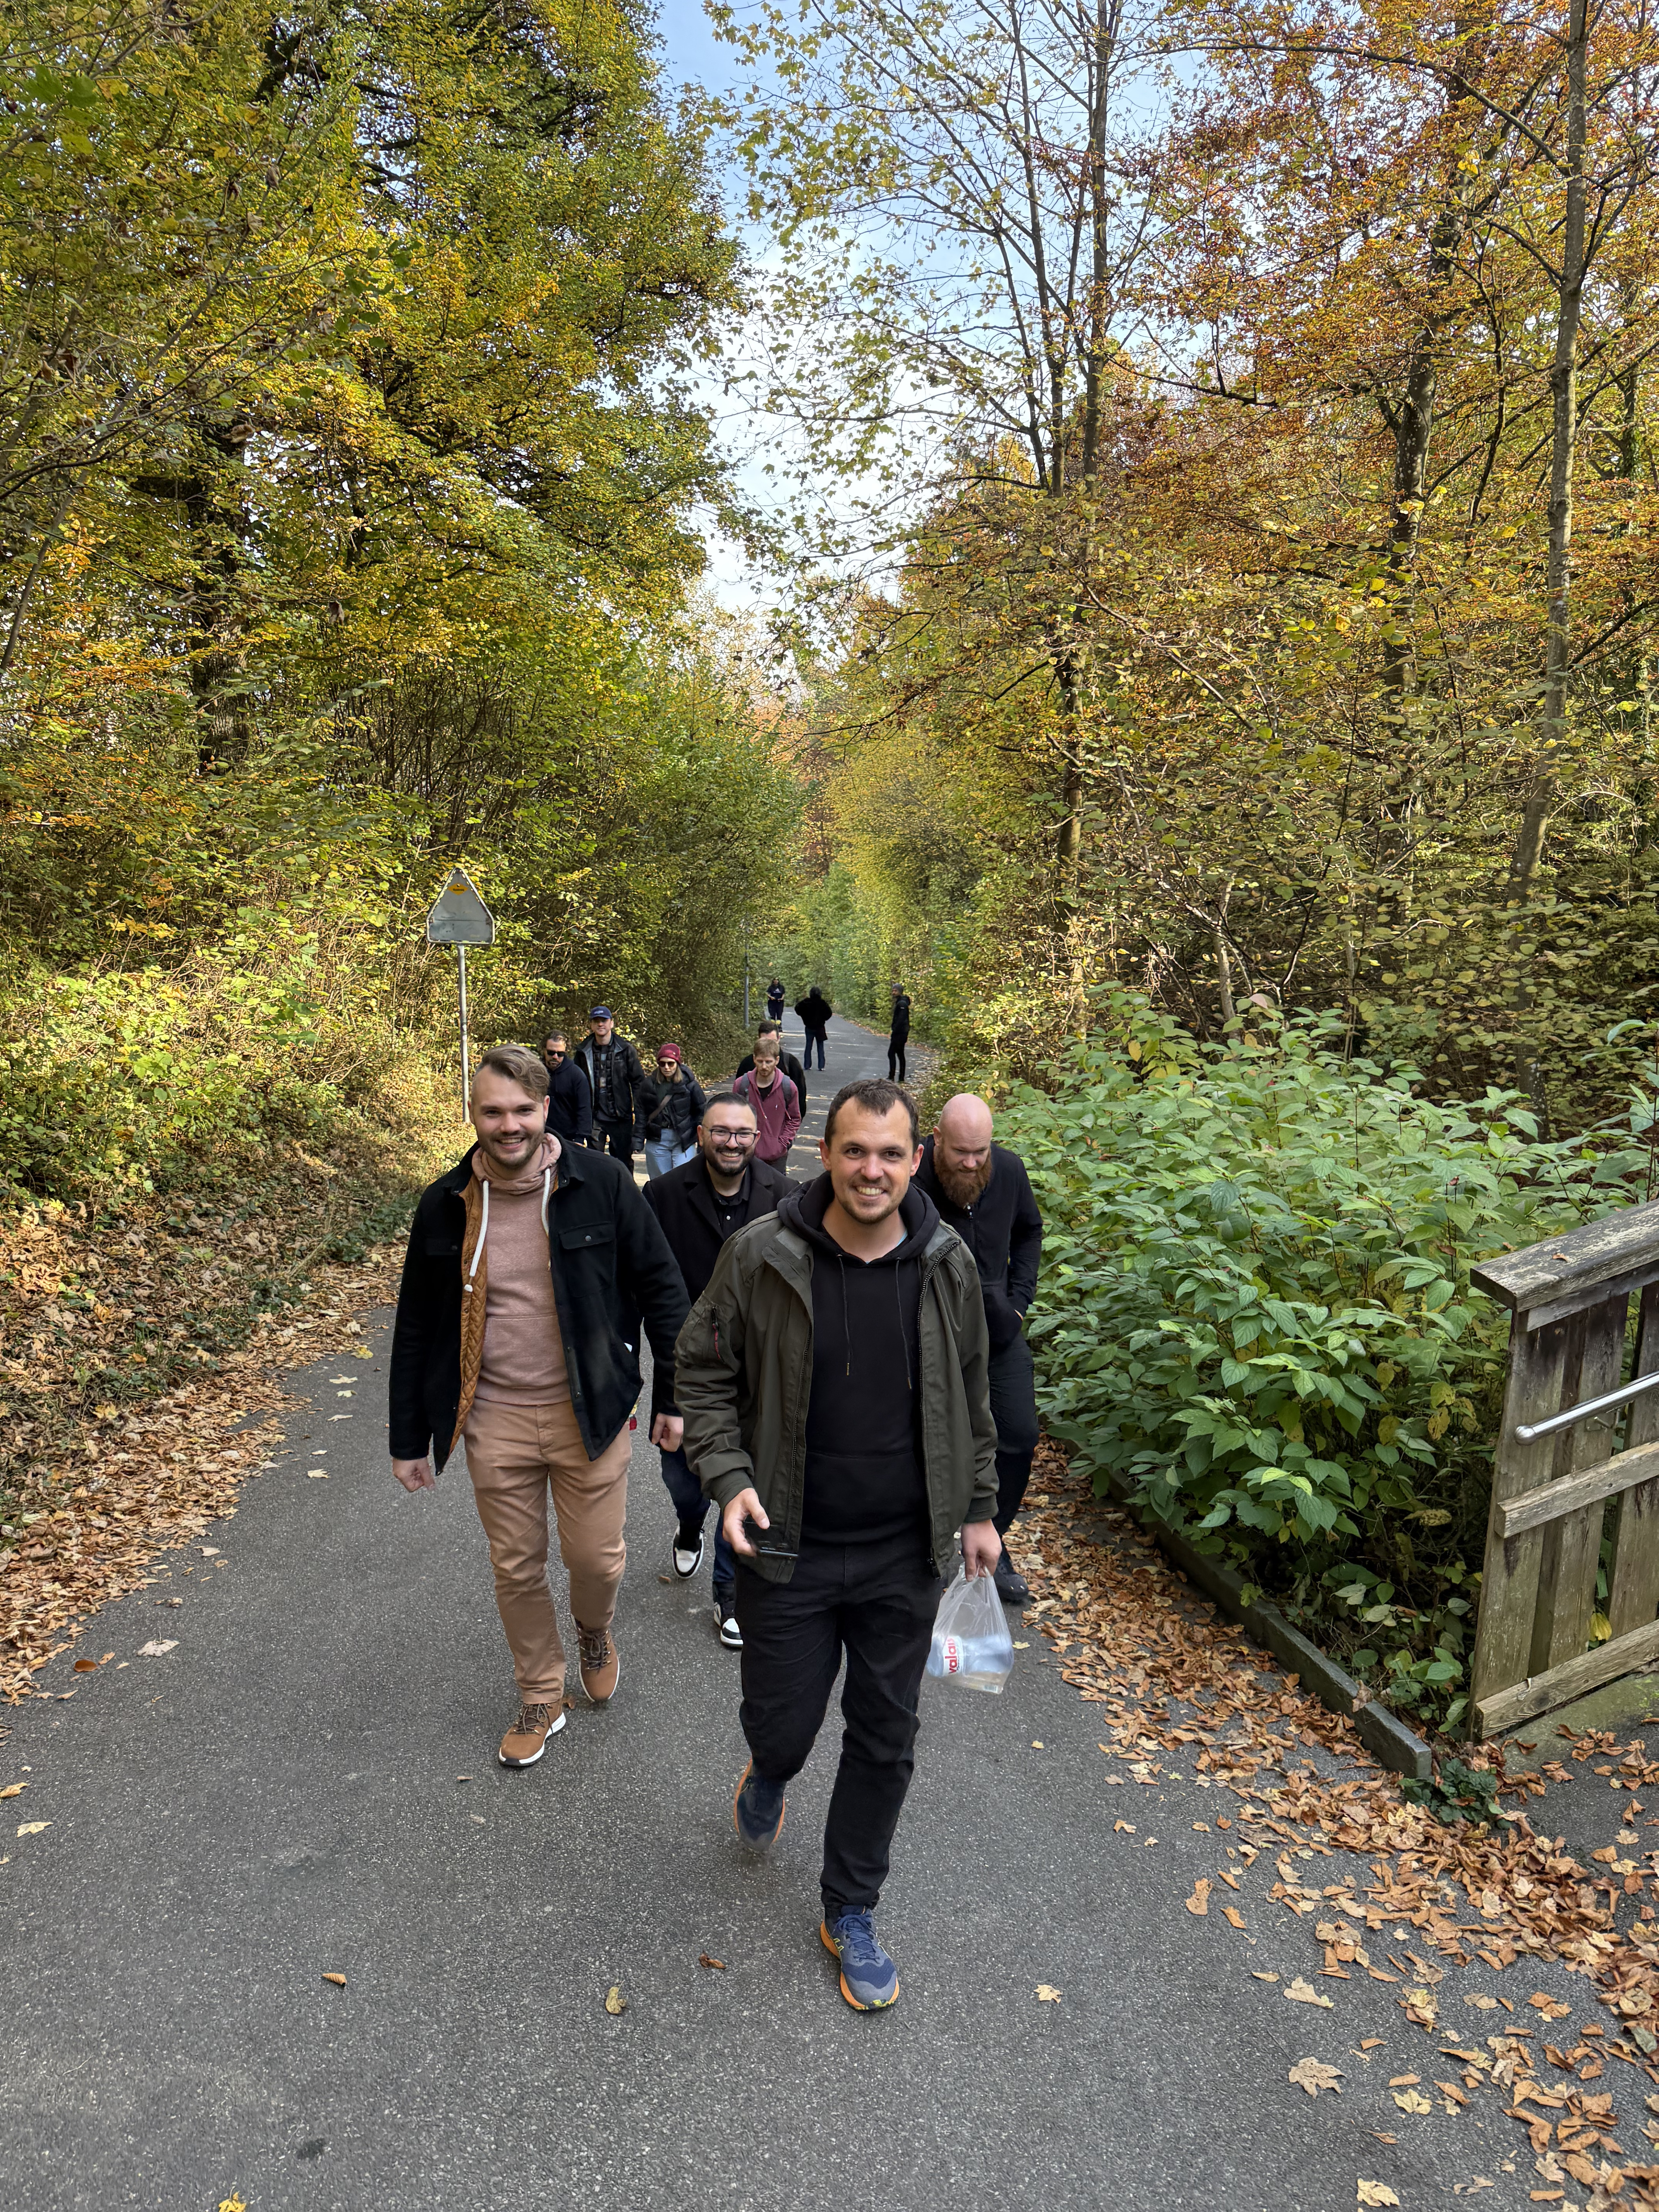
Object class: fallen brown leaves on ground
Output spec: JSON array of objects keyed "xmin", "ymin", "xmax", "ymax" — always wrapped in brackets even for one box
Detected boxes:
[
  {"xmin": 1019, "ymin": 1439, "xmax": 1659, "ymax": 2210},
  {"xmin": 0, "ymin": 1143, "xmax": 421, "ymax": 1700}
]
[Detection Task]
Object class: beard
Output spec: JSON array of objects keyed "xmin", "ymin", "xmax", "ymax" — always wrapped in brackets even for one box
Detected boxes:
[{"xmin": 935, "ymin": 1152, "xmax": 992, "ymax": 1209}]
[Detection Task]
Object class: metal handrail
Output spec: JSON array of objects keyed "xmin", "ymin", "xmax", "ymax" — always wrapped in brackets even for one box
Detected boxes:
[{"xmin": 1515, "ymin": 1368, "xmax": 1659, "ymax": 1444}]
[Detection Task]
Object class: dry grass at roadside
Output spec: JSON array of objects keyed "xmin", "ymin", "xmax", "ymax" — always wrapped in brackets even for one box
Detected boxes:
[{"xmin": 1020, "ymin": 1440, "xmax": 1659, "ymax": 2209}]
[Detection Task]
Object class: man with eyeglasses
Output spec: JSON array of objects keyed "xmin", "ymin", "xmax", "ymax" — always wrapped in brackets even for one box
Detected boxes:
[
  {"xmin": 641, "ymin": 1092, "xmax": 790, "ymax": 1648},
  {"xmin": 540, "ymin": 1032, "xmax": 593, "ymax": 1147}
]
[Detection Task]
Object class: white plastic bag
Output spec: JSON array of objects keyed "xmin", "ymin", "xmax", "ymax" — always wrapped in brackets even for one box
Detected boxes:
[{"xmin": 926, "ymin": 1565, "xmax": 1014, "ymax": 1694}]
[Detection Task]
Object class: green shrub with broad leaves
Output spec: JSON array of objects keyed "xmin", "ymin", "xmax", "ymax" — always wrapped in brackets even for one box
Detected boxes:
[{"xmin": 999, "ymin": 993, "xmax": 1653, "ymax": 1730}]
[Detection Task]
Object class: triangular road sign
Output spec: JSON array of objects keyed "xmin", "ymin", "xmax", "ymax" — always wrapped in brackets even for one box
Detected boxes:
[{"xmin": 426, "ymin": 866, "xmax": 495, "ymax": 946}]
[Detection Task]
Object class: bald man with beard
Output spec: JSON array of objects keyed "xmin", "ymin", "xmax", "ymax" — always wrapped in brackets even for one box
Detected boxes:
[{"xmin": 914, "ymin": 1094, "xmax": 1043, "ymax": 1604}]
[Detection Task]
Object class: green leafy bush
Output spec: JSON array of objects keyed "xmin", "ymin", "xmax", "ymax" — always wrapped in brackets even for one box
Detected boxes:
[
  {"xmin": 0, "ymin": 919, "xmax": 438, "ymax": 1203},
  {"xmin": 1000, "ymin": 993, "xmax": 1647, "ymax": 1729}
]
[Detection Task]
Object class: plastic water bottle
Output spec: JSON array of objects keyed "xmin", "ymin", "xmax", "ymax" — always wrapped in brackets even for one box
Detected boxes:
[{"xmin": 927, "ymin": 1629, "xmax": 1010, "ymax": 1693}]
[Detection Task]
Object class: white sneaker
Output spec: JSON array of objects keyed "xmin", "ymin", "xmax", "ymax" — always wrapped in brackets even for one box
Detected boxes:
[
  {"xmin": 673, "ymin": 1527, "xmax": 706, "ymax": 1579},
  {"xmin": 716, "ymin": 1602, "xmax": 743, "ymax": 1651}
]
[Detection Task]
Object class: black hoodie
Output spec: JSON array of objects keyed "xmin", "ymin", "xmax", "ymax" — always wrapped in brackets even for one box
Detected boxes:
[{"xmin": 778, "ymin": 1174, "xmax": 939, "ymax": 1547}]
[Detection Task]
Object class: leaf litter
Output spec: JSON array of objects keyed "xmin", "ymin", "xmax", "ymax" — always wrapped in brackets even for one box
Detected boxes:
[
  {"xmin": 1017, "ymin": 1442, "xmax": 1659, "ymax": 2207},
  {"xmin": 0, "ymin": 1200, "xmax": 402, "ymax": 1700}
]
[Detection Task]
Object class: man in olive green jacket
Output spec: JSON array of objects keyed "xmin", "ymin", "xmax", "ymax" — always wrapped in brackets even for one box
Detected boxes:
[{"xmin": 676, "ymin": 1076, "xmax": 1000, "ymax": 2013}]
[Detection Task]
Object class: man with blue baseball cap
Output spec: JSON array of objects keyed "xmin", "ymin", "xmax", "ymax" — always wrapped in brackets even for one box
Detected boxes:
[{"xmin": 575, "ymin": 1006, "xmax": 646, "ymax": 1170}]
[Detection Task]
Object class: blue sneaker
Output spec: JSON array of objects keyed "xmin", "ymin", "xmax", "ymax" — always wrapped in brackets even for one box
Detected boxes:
[
  {"xmin": 820, "ymin": 1909, "xmax": 899, "ymax": 2011},
  {"xmin": 732, "ymin": 1760, "xmax": 785, "ymax": 1848}
]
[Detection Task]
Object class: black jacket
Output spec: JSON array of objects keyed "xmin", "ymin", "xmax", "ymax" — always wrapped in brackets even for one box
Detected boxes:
[
  {"xmin": 889, "ymin": 993, "xmax": 912, "ymax": 1043},
  {"xmin": 640, "ymin": 1154, "xmax": 791, "ymax": 1309},
  {"xmin": 795, "ymin": 990, "xmax": 832, "ymax": 1036},
  {"xmin": 544, "ymin": 1058, "xmax": 594, "ymax": 1143},
  {"xmin": 575, "ymin": 1032, "xmax": 646, "ymax": 1127},
  {"xmin": 389, "ymin": 1141, "xmax": 690, "ymax": 1466},
  {"xmin": 914, "ymin": 1137, "xmax": 1043, "ymax": 1352},
  {"xmin": 736, "ymin": 1048, "xmax": 807, "ymax": 1111},
  {"xmin": 636, "ymin": 1068, "xmax": 708, "ymax": 1148}
]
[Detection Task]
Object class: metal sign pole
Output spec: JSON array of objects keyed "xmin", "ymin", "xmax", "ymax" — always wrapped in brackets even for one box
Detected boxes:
[
  {"xmin": 425, "ymin": 866, "xmax": 495, "ymax": 1127},
  {"xmin": 457, "ymin": 943, "xmax": 471, "ymax": 1121}
]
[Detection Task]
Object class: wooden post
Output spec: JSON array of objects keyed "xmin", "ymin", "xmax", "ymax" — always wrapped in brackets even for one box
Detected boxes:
[
  {"xmin": 1471, "ymin": 1317, "xmax": 1574, "ymax": 1713},
  {"xmin": 1607, "ymin": 1280, "xmax": 1659, "ymax": 1638},
  {"xmin": 1530, "ymin": 1294, "xmax": 1625, "ymax": 1672}
]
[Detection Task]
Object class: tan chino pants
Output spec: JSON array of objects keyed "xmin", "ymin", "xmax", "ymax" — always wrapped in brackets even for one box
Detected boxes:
[{"xmin": 462, "ymin": 1398, "xmax": 630, "ymax": 1703}]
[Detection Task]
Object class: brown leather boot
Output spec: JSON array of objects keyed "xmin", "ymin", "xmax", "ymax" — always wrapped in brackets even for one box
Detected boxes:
[
  {"xmin": 577, "ymin": 1625, "xmax": 620, "ymax": 1705},
  {"xmin": 498, "ymin": 1700, "xmax": 566, "ymax": 1768}
]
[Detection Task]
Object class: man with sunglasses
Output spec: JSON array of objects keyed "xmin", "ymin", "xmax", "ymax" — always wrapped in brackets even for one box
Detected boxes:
[
  {"xmin": 641, "ymin": 1092, "xmax": 790, "ymax": 1648},
  {"xmin": 540, "ymin": 1032, "xmax": 593, "ymax": 1147}
]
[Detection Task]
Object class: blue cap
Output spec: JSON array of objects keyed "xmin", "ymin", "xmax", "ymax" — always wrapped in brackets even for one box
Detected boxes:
[{"xmin": 589, "ymin": 1005, "xmax": 613, "ymax": 1020}]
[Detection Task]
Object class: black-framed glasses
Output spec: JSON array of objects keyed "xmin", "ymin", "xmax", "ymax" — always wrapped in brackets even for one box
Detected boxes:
[{"xmin": 708, "ymin": 1129, "xmax": 754, "ymax": 1147}]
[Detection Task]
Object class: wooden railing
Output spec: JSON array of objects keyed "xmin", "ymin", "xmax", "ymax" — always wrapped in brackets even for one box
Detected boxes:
[{"xmin": 1470, "ymin": 1200, "xmax": 1659, "ymax": 1736}]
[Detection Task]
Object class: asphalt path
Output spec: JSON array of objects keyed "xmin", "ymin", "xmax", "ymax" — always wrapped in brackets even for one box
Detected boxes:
[{"xmin": 0, "ymin": 1015, "xmax": 1601, "ymax": 2211}]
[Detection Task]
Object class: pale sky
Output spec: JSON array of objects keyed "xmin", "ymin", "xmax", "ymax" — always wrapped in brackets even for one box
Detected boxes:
[{"xmin": 653, "ymin": 2, "xmax": 784, "ymax": 612}]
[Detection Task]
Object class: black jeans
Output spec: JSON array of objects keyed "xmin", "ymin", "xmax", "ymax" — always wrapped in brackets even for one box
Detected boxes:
[
  {"xmin": 736, "ymin": 1535, "xmax": 942, "ymax": 1916},
  {"xmin": 988, "ymin": 1332, "xmax": 1039, "ymax": 1533},
  {"xmin": 590, "ymin": 1120, "xmax": 634, "ymax": 1167},
  {"xmin": 886, "ymin": 1041, "xmax": 907, "ymax": 1082}
]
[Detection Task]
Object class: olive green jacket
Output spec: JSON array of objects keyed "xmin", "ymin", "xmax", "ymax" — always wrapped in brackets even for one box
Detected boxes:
[{"xmin": 675, "ymin": 1201, "xmax": 999, "ymax": 1585}]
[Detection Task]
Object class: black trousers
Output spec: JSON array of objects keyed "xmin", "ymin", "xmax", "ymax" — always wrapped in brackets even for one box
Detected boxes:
[
  {"xmin": 886, "ymin": 1040, "xmax": 907, "ymax": 1081},
  {"xmin": 735, "ymin": 1535, "xmax": 942, "ymax": 1917},
  {"xmin": 590, "ymin": 1120, "xmax": 634, "ymax": 1166},
  {"xmin": 989, "ymin": 1332, "xmax": 1039, "ymax": 1533}
]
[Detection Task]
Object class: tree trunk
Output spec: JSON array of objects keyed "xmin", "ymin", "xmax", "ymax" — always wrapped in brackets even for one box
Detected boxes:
[
  {"xmin": 1054, "ymin": 674, "xmax": 1084, "ymax": 893},
  {"xmin": 131, "ymin": 410, "xmax": 257, "ymax": 773},
  {"xmin": 1509, "ymin": 0, "xmax": 1588, "ymax": 899}
]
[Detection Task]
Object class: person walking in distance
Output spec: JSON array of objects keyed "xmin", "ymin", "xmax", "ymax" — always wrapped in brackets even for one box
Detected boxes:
[
  {"xmin": 637, "ymin": 1044, "xmax": 707, "ymax": 1180},
  {"xmin": 915, "ymin": 1094, "xmax": 1043, "ymax": 1606},
  {"xmin": 641, "ymin": 1093, "xmax": 790, "ymax": 1647},
  {"xmin": 677, "ymin": 1078, "xmax": 1000, "ymax": 2011},
  {"xmin": 388, "ymin": 1046, "xmax": 689, "ymax": 1768},
  {"xmin": 766, "ymin": 977, "xmax": 785, "ymax": 1024},
  {"xmin": 886, "ymin": 985, "xmax": 912, "ymax": 1084},
  {"xmin": 736, "ymin": 1020, "xmax": 807, "ymax": 1123},
  {"xmin": 574, "ymin": 1006, "xmax": 645, "ymax": 1167},
  {"xmin": 733, "ymin": 1033, "xmax": 801, "ymax": 1166},
  {"xmin": 540, "ymin": 1032, "xmax": 593, "ymax": 1147},
  {"xmin": 794, "ymin": 984, "xmax": 832, "ymax": 1073}
]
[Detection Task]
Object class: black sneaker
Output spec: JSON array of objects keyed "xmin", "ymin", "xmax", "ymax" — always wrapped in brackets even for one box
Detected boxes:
[
  {"xmin": 993, "ymin": 1554, "xmax": 1030, "ymax": 1606},
  {"xmin": 672, "ymin": 1523, "xmax": 705, "ymax": 1579},
  {"xmin": 732, "ymin": 1760, "xmax": 785, "ymax": 1847},
  {"xmin": 715, "ymin": 1598, "xmax": 742, "ymax": 1650}
]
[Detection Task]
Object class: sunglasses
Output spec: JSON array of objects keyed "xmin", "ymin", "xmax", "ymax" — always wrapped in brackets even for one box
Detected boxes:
[{"xmin": 545, "ymin": 1048, "xmax": 566, "ymax": 1060}]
